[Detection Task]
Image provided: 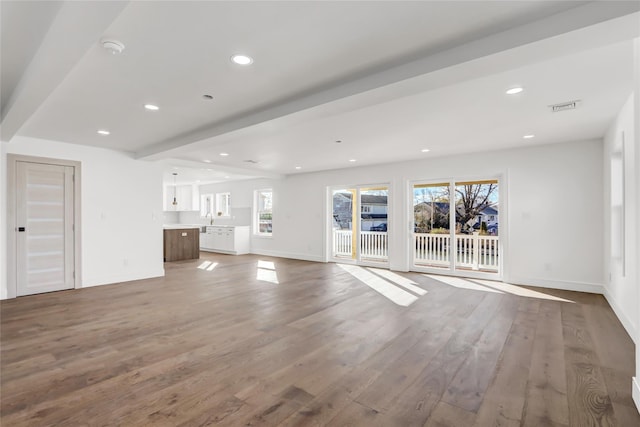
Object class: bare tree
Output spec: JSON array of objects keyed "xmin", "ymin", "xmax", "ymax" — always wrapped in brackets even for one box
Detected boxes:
[{"xmin": 454, "ymin": 183, "xmax": 497, "ymax": 232}]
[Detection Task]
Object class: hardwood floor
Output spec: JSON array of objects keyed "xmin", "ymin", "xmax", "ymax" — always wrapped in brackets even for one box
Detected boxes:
[{"xmin": 1, "ymin": 254, "xmax": 638, "ymax": 426}]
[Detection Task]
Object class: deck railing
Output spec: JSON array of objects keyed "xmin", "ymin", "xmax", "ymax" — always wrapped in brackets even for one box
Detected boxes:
[
  {"xmin": 332, "ymin": 230, "xmax": 388, "ymax": 261},
  {"xmin": 333, "ymin": 229, "xmax": 499, "ymax": 272},
  {"xmin": 333, "ymin": 230, "xmax": 352, "ymax": 257},
  {"xmin": 360, "ymin": 231, "xmax": 388, "ymax": 260},
  {"xmin": 415, "ymin": 233, "xmax": 499, "ymax": 272}
]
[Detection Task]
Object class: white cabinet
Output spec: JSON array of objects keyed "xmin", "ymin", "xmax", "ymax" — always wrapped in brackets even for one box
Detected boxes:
[
  {"xmin": 165, "ymin": 184, "xmax": 200, "ymax": 211},
  {"xmin": 200, "ymin": 226, "xmax": 250, "ymax": 255}
]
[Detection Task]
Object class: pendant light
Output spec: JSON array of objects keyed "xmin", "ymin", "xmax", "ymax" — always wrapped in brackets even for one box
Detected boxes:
[{"xmin": 172, "ymin": 173, "xmax": 178, "ymax": 206}]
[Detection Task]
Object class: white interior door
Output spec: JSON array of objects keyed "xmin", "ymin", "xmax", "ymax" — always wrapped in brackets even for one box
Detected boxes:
[{"xmin": 16, "ymin": 161, "xmax": 75, "ymax": 296}]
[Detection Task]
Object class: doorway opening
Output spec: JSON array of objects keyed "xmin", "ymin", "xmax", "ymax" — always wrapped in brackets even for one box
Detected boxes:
[
  {"xmin": 330, "ymin": 185, "xmax": 389, "ymax": 266},
  {"xmin": 412, "ymin": 179, "xmax": 501, "ymax": 278}
]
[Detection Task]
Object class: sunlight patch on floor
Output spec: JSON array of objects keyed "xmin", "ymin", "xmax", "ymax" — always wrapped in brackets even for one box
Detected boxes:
[
  {"xmin": 425, "ymin": 275, "xmax": 575, "ymax": 302},
  {"xmin": 258, "ymin": 260, "xmax": 275, "ymax": 270},
  {"xmin": 197, "ymin": 261, "xmax": 218, "ymax": 271},
  {"xmin": 367, "ymin": 268, "xmax": 427, "ymax": 296},
  {"xmin": 257, "ymin": 260, "xmax": 279, "ymax": 284},
  {"xmin": 339, "ymin": 264, "xmax": 418, "ymax": 307},
  {"xmin": 470, "ymin": 279, "xmax": 574, "ymax": 303},
  {"xmin": 425, "ymin": 274, "xmax": 503, "ymax": 293}
]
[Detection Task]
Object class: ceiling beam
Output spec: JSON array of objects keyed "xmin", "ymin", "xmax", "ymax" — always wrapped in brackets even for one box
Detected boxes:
[
  {"xmin": 136, "ymin": 1, "xmax": 640, "ymax": 160},
  {"xmin": 158, "ymin": 158, "xmax": 284, "ymax": 181},
  {"xmin": 0, "ymin": 1, "xmax": 129, "ymax": 142}
]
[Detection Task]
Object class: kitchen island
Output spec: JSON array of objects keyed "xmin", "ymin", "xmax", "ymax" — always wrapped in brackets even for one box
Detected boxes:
[{"xmin": 163, "ymin": 225, "xmax": 200, "ymax": 262}]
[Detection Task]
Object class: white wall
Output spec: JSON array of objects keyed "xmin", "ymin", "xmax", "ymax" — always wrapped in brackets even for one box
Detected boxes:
[
  {"xmin": 0, "ymin": 142, "xmax": 6, "ymax": 299},
  {"xmin": 632, "ymin": 37, "xmax": 640, "ymax": 414},
  {"xmin": 603, "ymin": 94, "xmax": 637, "ymax": 340},
  {"xmin": 1, "ymin": 136, "xmax": 165, "ymax": 299},
  {"xmin": 603, "ymin": 40, "xmax": 640, "ymax": 412},
  {"xmin": 200, "ymin": 139, "xmax": 604, "ymax": 293}
]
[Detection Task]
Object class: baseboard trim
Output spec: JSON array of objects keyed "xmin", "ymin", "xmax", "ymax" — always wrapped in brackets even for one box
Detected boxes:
[
  {"xmin": 603, "ymin": 288, "xmax": 637, "ymax": 344},
  {"xmin": 82, "ymin": 268, "xmax": 165, "ymax": 288},
  {"xmin": 250, "ymin": 249, "xmax": 325, "ymax": 263},
  {"xmin": 633, "ymin": 377, "xmax": 640, "ymax": 413},
  {"xmin": 507, "ymin": 276, "xmax": 604, "ymax": 294}
]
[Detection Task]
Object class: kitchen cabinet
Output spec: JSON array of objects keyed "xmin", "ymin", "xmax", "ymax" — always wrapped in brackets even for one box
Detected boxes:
[
  {"xmin": 200, "ymin": 226, "xmax": 249, "ymax": 255},
  {"xmin": 164, "ymin": 184, "xmax": 200, "ymax": 211},
  {"xmin": 163, "ymin": 227, "xmax": 200, "ymax": 261}
]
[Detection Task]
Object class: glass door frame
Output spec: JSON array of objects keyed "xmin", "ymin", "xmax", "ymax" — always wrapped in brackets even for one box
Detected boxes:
[
  {"xmin": 328, "ymin": 183, "xmax": 391, "ymax": 268},
  {"xmin": 408, "ymin": 176, "xmax": 504, "ymax": 281}
]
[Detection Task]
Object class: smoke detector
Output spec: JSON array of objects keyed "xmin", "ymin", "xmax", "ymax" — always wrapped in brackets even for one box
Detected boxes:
[
  {"xmin": 101, "ymin": 39, "xmax": 125, "ymax": 55},
  {"xmin": 549, "ymin": 100, "xmax": 580, "ymax": 112}
]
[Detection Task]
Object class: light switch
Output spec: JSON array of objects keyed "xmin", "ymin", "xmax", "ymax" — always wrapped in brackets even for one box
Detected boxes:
[{"xmin": 181, "ymin": 232, "xmax": 187, "ymax": 237}]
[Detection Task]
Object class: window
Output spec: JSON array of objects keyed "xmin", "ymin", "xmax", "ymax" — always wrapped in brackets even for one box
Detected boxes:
[
  {"xmin": 216, "ymin": 192, "xmax": 231, "ymax": 217},
  {"xmin": 200, "ymin": 192, "xmax": 231, "ymax": 218},
  {"xmin": 255, "ymin": 189, "xmax": 273, "ymax": 235},
  {"xmin": 200, "ymin": 194, "xmax": 213, "ymax": 217}
]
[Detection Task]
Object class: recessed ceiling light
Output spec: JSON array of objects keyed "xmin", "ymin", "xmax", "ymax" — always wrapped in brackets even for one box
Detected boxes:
[
  {"xmin": 219, "ymin": 152, "xmax": 229, "ymax": 157},
  {"xmin": 523, "ymin": 134, "xmax": 535, "ymax": 139},
  {"xmin": 203, "ymin": 159, "xmax": 211, "ymax": 163},
  {"xmin": 295, "ymin": 166, "xmax": 302, "ymax": 170},
  {"xmin": 231, "ymin": 54, "xmax": 253, "ymax": 65},
  {"xmin": 349, "ymin": 159, "xmax": 357, "ymax": 163},
  {"xmin": 506, "ymin": 87, "xmax": 524, "ymax": 95},
  {"xmin": 97, "ymin": 129, "xmax": 110, "ymax": 135},
  {"xmin": 144, "ymin": 104, "xmax": 159, "ymax": 111},
  {"xmin": 421, "ymin": 148, "xmax": 430, "ymax": 153}
]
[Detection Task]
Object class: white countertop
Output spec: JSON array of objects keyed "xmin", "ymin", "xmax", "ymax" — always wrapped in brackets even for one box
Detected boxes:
[{"xmin": 163, "ymin": 224, "xmax": 202, "ymax": 230}]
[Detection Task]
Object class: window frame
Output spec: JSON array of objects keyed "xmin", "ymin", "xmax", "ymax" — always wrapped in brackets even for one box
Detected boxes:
[
  {"xmin": 216, "ymin": 192, "xmax": 231, "ymax": 217},
  {"xmin": 254, "ymin": 189, "xmax": 273, "ymax": 236},
  {"xmin": 200, "ymin": 192, "xmax": 231, "ymax": 218}
]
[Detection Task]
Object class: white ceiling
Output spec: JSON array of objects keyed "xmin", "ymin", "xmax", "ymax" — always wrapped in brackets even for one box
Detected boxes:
[{"xmin": 1, "ymin": 1, "xmax": 639, "ymax": 184}]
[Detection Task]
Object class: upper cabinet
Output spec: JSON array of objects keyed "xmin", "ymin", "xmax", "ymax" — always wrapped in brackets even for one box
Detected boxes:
[{"xmin": 164, "ymin": 184, "xmax": 200, "ymax": 211}]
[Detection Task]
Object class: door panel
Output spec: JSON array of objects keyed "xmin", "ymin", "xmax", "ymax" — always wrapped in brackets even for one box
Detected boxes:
[
  {"xmin": 16, "ymin": 162, "xmax": 75, "ymax": 296},
  {"xmin": 331, "ymin": 186, "xmax": 389, "ymax": 265},
  {"xmin": 412, "ymin": 179, "xmax": 500, "ymax": 277},
  {"xmin": 360, "ymin": 187, "xmax": 389, "ymax": 263}
]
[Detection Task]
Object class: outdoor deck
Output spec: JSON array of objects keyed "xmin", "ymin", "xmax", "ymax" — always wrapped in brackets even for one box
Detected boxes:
[{"xmin": 333, "ymin": 230, "xmax": 500, "ymax": 272}]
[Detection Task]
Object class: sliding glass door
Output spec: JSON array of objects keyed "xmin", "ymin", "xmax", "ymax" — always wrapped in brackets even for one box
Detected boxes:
[
  {"xmin": 412, "ymin": 179, "xmax": 501, "ymax": 277},
  {"xmin": 331, "ymin": 185, "xmax": 389, "ymax": 266}
]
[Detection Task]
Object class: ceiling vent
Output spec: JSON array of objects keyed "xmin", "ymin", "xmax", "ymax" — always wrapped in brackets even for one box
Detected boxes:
[
  {"xmin": 243, "ymin": 159, "xmax": 259, "ymax": 164},
  {"xmin": 549, "ymin": 100, "xmax": 580, "ymax": 112}
]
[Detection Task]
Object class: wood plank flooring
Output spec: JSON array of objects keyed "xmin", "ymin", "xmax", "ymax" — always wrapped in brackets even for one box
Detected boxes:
[{"xmin": 1, "ymin": 254, "xmax": 638, "ymax": 426}]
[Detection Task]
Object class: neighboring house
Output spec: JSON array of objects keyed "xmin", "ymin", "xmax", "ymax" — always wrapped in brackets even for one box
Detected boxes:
[
  {"xmin": 333, "ymin": 193, "xmax": 388, "ymax": 231},
  {"xmin": 472, "ymin": 205, "xmax": 499, "ymax": 226}
]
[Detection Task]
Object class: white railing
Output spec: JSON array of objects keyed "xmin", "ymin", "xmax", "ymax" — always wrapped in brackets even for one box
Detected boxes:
[
  {"xmin": 332, "ymin": 229, "xmax": 388, "ymax": 261},
  {"xmin": 414, "ymin": 233, "xmax": 450, "ymax": 267},
  {"xmin": 360, "ymin": 231, "xmax": 388, "ymax": 260},
  {"xmin": 414, "ymin": 233, "xmax": 499, "ymax": 272},
  {"xmin": 333, "ymin": 230, "xmax": 499, "ymax": 272},
  {"xmin": 333, "ymin": 230, "xmax": 352, "ymax": 257}
]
